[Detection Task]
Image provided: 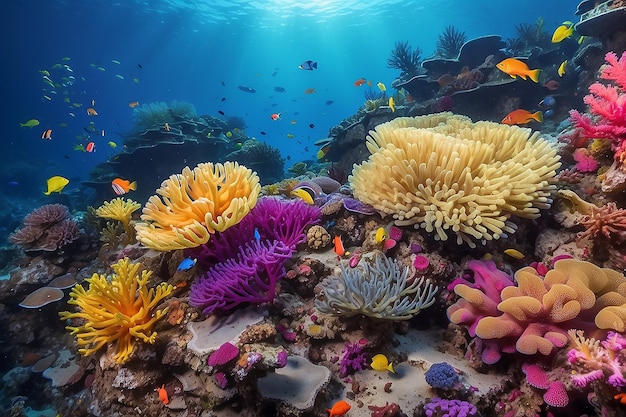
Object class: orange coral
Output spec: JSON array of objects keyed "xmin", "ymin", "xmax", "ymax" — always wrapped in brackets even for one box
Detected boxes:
[{"xmin": 579, "ymin": 202, "xmax": 626, "ymax": 245}]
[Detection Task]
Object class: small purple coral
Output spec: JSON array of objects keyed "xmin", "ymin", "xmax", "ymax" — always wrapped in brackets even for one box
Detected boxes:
[
  {"xmin": 276, "ymin": 350, "xmax": 288, "ymax": 368},
  {"xmin": 214, "ymin": 371, "xmax": 229, "ymax": 389},
  {"xmin": 208, "ymin": 342, "xmax": 239, "ymax": 366},
  {"xmin": 424, "ymin": 398, "xmax": 477, "ymax": 417},
  {"xmin": 340, "ymin": 342, "xmax": 368, "ymax": 377},
  {"xmin": 425, "ymin": 362, "xmax": 459, "ymax": 390}
]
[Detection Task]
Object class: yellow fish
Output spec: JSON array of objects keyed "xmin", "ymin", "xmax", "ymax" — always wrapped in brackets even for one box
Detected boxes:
[
  {"xmin": 226, "ymin": 131, "xmax": 233, "ymax": 137},
  {"xmin": 496, "ymin": 58, "xmax": 540, "ymax": 83},
  {"xmin": 291, "ymin": 188, "xmax": 314, "ymax": 205},
  {"xmin": 388, "ymin": 97, "xmax": 395, "ymax": 113},
  {"xmin": 504, "ymin": 248, "xmax": 525, "ymax": 259},
  {"xmin": 377, "ymin": 82, "xmax": 386, "ymax": 92},
  {"xmin": 44, "ymin": 176, "xmax": 69, "ymax": 195},
  {"xmin": 551, "ymin": 22, "xmax": 574, "ymax": 43},
  {"xmin": 287, "ymin": 133, "xmax": 295, "ymax": 139},
  {"xmin": 370, "ymin": 354, "xmax": 394, "ymax": 373},
  {"xmin": 108, "ymin": 141, "xmax": 117, "ymax": 148},
  {"xmin": 20, "ymin": 119, "xmax": 40, "ymax": 128},
  {"xmin": 558, "ymin": 60, "xmax": 567, "ymax": 77},
  {"xmin": 375, "ymin": 227, "xmax": 387, "ymax": 243}
]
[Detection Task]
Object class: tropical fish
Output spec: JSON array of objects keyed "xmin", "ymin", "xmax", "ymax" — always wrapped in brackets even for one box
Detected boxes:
[
  {"xmin": 177, "ymin": 257, "xmax": 197, "ymax": 271},
  {"xmin": 101, "ymin": 129, "xmax": 105, "ymax": 137},
  {"xmin": 551, "ymin": 21, "xmax": 574, "ymax": 43},
  {"xmin": 108, "ymin": 141, "xmax": 117, "ymax": 148},
  {"xmin": 86, "ymin": 108, "xmax": 98, "ymax": 116},
  {"xmin": 111, "ymin": 178, "xmax": 136, "ymax": 195},
  {"xmin": 502, "ymin": 109, "xmax": 543, "ymax": 125},
  {"xmin": 290, "ymin": 120, "xmax": 297, "ymax": 125},
  {"xmin": 298, "ymin": 60, "xmax": 318, "ymax": 70},
  {"xmin": 20, "ymin": 119, "xmax": 40, "ymax": 128},
  {"xmin": 496, "ymin": 58, "xmax": 540, "ymax": 83},
  {"xmin": 225, "ymin": 131, "xmax": 233, "ymax": 138},
  {"xmin": 327, "ymin": 400, "xmax": 351, "ymax": 417},
  {"xmin": 558, "ymin": 60, "xmax": 568, "ymax": 77},
  {"xmin": 354, "ymin": 78, "xmax": 366, "ymax": 87},
  {"xmin": 504, "ymin": 248, "xmax": 525, "ymax": 259},
  {"xmin": 377, "ymin": 82, "xmax": 386, "ymax": 92},
  {"xmin": 155, "ymin": 385, "xmax": 169, "ymax": 405},
  {"xmin": 370, "ymin": 353, "xmax": 394, "ymax": 372},
  {"xmin": 317, "ymin": 144, "xmax": 330, "ymax": 160},
  {"xmin": 274, "ymin": 86, "xmax": 286, "ymax": 92},
  {"xmin": 388, "ymin": 97, "xmax": 395, "ymax": 113},
  {"xmin": 614, "ymin": 393, "xmax": 626, "ymax": 404},
  {"xmin": 43, "ymin": 95, "xmax": 52, "ymax": 101},
  {"xmin": 115, "ymin": 74, "xmax": 124, "ymax": 80},
  {"xmin": 44, "ymin": 176, "xmax": 69, "ymax": 195},
  {"xmin": 291, "ymin": 188, "xmax": 314, "ymax": 205},
  {"xmin": 41, "ymin": 129, "xmax": 52, "ymax": 140},
  {"xmin": 375, "ymin": 227, "xmax": 387, "ymax": 243},
  {"xmin": 164, "ymin": 122, "xmax": 170, "ymax": 132},
  {"xmin": 112, "ymin": 59, "xmax": 121, "ymax": 64},
  {"xmin": 538, "ymin": 96, "xmax": 556, "ymax": 109},
  {"xmin": 309, "ymin": 123, "xmax": 315, "ymax": 129},
  {"xmin": 287, "ymin": 133, "xmax": 295, "ymax": 139},
  {"xmin": 543, "ymin": 80, "xmax": 560, "ymax": 90},
  {"xmin": 333, "ymin": 235, "xmax": 345, "ymax": 256},
  {"xmin": 39, "ymin": 70, "xmax": 50, "ymax": 76},
  {"xmin": 85, "ymin": 141, "xmax": 96, "ymax": 152},
  {"xmin": 270, "ymin": 113, "xmax": 281, "ymax": 121},
  {"xmin": 238, "ymin": 85, "xmax": 256, "ymax": 93},
  {"xmin": 326, "ymin": 100, "xmax": 334, "ymax": 105},
  {"xmin": 129, "ymin": 101, "xmax": 139, "ymax": 108},
  {"xmin": 304, "ymin": 88, "xmax": 316, "ymax": 94}
]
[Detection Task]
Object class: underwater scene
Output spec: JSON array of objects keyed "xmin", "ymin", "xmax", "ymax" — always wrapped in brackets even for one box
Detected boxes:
[{"xmin": 4, "ymin": 0, "xmax": 626, "ymax": 416}]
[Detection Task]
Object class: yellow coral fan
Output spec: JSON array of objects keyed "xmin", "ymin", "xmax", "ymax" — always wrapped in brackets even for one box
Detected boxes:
[
  {"xmin": 349, "ymin": 112, "xmax": 561, "ymax": 247},
  {"xmin": 134, "ymin": 161, "xmax": 261, "ymax": 251},
  {"xmin": 95, "ymin": 197, "xmax": 141, "ymax": 243},
  {"xmin": 59, "ymin": 258, "xmax": 173, "ymax": 364}
]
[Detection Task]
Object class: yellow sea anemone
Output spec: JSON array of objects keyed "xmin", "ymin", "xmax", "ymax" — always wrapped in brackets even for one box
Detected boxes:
[
  {"xmin": 59, "ymin": 258, "xmax": 172, "ymax": 364},
  {"xmin": 95, "ymin": 197, "xmax": 141, "ymax": 243},
  {"xmin": 134, "ymin": 161, "xmax": 260, "ymax": 251}
]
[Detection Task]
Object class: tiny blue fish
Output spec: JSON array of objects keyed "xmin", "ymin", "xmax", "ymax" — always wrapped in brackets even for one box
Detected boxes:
[
  {"xmin": 177, "ymin": 257, "xmax": 197, "ymax": 271},
  {"xmin": 538, "ymin": 96, "xmax": 556, "ymax": 109},
  {"xmin": 254, "ymin": 227, "xmax": 261, "ymax": 243}
]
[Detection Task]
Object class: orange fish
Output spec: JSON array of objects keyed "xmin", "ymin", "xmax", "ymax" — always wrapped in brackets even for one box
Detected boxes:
[
  {"xmin": 327, "ymin": 400, "xmax": 351, "ymax": 417},
  {"xmin": 85, "ymin": 141, "xmax": 96, "ymax": 152},
  {"xmin": 164, "ymin": 122, "xmax": 170, "ymax": 132},
  {"xmin": 304, "ymin": 88, "xmax": 316, "ymax": 94},
  {"xmin": 270, "ymin": 113, "xmax": 281, "ymax": 121},
  {"xmin": 155, "ymin": 385, "xmax": 169, "ymax": 405},
  {"xmin": 111, "ymin": 178, "xmax": 137, "ymax": 195},
  {"xmin": 615, "ymin": 393, "xmax": 626, "ymax": 404},
  {"xmin": 502, "ymin": 109, "xmax": 543, "ymax": 125},
  {"xmin": 353, "ymin": 78, "xmax": 366, "ymax": 87},
  {"xmin": 129, "ymin": 101, "xmax": 139, "ymax": 108},
  {"xmin": 86, "ymin": 107, "xmax": 98, "ymax": 116},
  {"xmin": 41, "ymin": 129, "xmax": 52, "ymax": 140},
  {"xmin": 333, "ymin": 236, "xmax": 345, "ymax": 256},
  {"xmin": 496, "ymin": 58, "xmax": 541, "ymax": 83}
]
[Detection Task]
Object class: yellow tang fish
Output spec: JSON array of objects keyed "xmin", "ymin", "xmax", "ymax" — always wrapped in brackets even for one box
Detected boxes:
[
  {"xmin": 44, "ymin": 176, "xmax": 69, "ymax": 195},
  {"xmin": 370, "ymin": 354, "xmax": 394, "ymax": 373},
  {"xmin": 108, "ymin": 141, "xmax": 117, "ymax": 148},
  {"xmin": 558, "ymin": 60, "xmax": 567, "ymax": 77},
  {"xmin": 388, "ymin": 97, "xmax": 395, "ymax": 113},
  {"xmin": 291, "ymin": 188, "xmax": 314, "ymax": 205},
  {"xmin": 504, "ymin": 248, "xmax": 525, "ymax": 259},
  {"xmin": 375, "ymin": 227, "xmax": 387, "ymax": 243},
  {"xmin": 377, "ymin": 82, "xmax": 386, "ymax": 92},
  {"xmin": 551, "ymin": 22, "xmax": 574, "ymax": 43}
]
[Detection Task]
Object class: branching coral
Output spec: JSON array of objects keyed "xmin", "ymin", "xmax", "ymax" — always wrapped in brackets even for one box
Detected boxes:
[
  {"xmin": 316, "ymin": 252, "xmax": 438, "ymax": 320},
  {"xmin": 386, "ymin": 41, "xmax": 421, "ymax": 76},
  {"xmin": 579, "ymin": 201, "xmax": 626, "ymax": 246},
  {"xmin": 59, "ymin": 258, "xmax": 173, "ymax": 364},
  {"xmin": 567, "ymin": 330, "xmax": 626, "ymax": 389},
  {"xmin": 436, "ymin": 25, "xmax": 467, "ymax": 59},
  {"xmin": 9, "ymin": 204, "xmax": 80, "ymax": 251},
  {"xmin": 447, "ymin": 258, "xmax": 626, "ymax": 364},
  {"xmin": 95, "ymin": 197, "xmax": 141, "ymax": 244},
  {"xmin": 189, "ymin": 240, "xmax": 293, "ymax": 315},
  {"xmin": 349, "ymin": 113, "xmax": 561, "ymax": 248},
  {"xmin": 135, "ymin": 161, "xmax": 261, "ymax": 251}
]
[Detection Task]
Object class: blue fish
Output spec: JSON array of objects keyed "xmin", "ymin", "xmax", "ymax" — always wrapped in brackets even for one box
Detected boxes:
[
  {"xmin": 253, "ymin": 227, "xmax": 261, "ymax": 243},
  {"xmin": 177, "ymin": 257, "xmax": 197, "ymax": 271},
  {"xmin": 298, "ymin": 60, "xmax": 318, "ymax": 70},
  {"xmin": 538, "ymin": 96, "xmax": 556, "ymax": 109},
  {"xmin": 238, "ymin": 85, "xmax": 256, "ymax": 93}
]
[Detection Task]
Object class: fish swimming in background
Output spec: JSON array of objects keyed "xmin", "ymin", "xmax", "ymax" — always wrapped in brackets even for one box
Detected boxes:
[
  {"xmin": 85, "ymin": 141, "xmax": 96, "ymax": 152},
  {"xmin": 41, "ymin": 129, "xmax": 52, "ymax": 140},
  {"xmin": 538, "ymin": 96, "xmax": 556, "ymax": 109},
  {"xmin": 388, "ymin": 97, "xmax": 395, "ymax": 112},
  {"xmin": 502, "ymin": 109, "xmax": 543, "ymax": 125},
  {"xmin": 327, "ymin": 400, "xmax": 351, "ymax": 417},
  {"xmin": 496, "ymin": 58, "xmax": 540, "ymax": 83},
  {"xmin": 558, "ymin": 60, "xmax": 568, "ymax": 77},
  {"xmin": 108, "ymin": 141, "xmax": 117, "ymax": 148},
  {"xmin": 287, "ymin": 133, "xmax": 295, "ymax": 138},
  {"xmin": 274, "ymin": 86, "xmax": 286, "ymax": 92},
  {"xmin": 543, "ymin": 79, "xmax": 560, "ymax": 90},
  {"xmin": 238, "ymin": 85, "xmax": 256, "ymax": 93},
  {"xmin": 270, "ymin": 113, "xmax": 281, "ymax": 121},
  {"xmin": 298, "ymin": 60, "xmax": 317, "ymax": 70},
  {"xmin": 20, "ymin": 119, "xmax": 40, "ymax": 128},
  {"xmin": 304, "ymin": 88, "xmax": 316, "ymax": 94},
  {"xmin": 354, "ymin": 78, "xmax": 366, "ymax": 87},
  {"xmin": 44, "ymin": 176, "xmax": 69, "ymax": 195},
  {"xmin": 551, "ymin": 21, "xmax": 574, "ymax": 43},
  {"xmin": 177, "ymin": 257, "xmax": 197, "ymax": 271},
  {"xmin": 129, "ymin": 101, "xmax": 139, "ymax": 108},
  {"xmin": 370, "ymin": 353, "xmax": 394, "ymax": 372},
  {"xmin": 377, "ymin": 82, "xmax": 386, "ymax": 92},
  {"xmin": 86, "ymin": 108, "xmax": 98, "ymax": 116},
  {"xmin": 326, "ymin": 100, "xmax": 334, "ymax": 105},
  {"xmin": 164, "ymin": 122, "xmax": 170, "ymax": 132},
  {"xmin": 111, "ymin": 178, "xmax": 137, "ymax": 195}
]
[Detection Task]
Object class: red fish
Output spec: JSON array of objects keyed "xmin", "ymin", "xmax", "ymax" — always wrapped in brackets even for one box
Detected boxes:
[
  {"xmin": 353, "ymin": 78, "xmax": 366, "ymax": 87},
  {"xmin": 304, "ymin": 88, "xmax": 316, "ymax": 94},
  {"xmin": 111, "ymin": 178, "xmax": 137, "ymax": 195},
  {"xmin": 543, "ymin": 80, "xmax": 560, "ymax": 90},
  {"xmin": 502, "ymin": 109, "xmax": 543, "ymax": 125},
  {"xmin": 86, "ymin": 107, "xmax": 98, "ymax": 116},
  {"xmin": 327, "ymin": 400, "xmax": 351, "ymax": 417},
  {"xmin": 85, "ymin": 141, "xmax": 96, "ymax": 152},
  {"xmin": 333, "ymin": 236, "xmax": 345, "ymax": 256},
  {"xmin": 41, "ymin": 129, "xmax": 52, "ymax": 140},
  {"xmin": 155, "ymin": 385, "xmax": 169, "ymax": 405},
  {"xmin": 270, "ymin": 113, "xmax": 281, "ymax": 120}
]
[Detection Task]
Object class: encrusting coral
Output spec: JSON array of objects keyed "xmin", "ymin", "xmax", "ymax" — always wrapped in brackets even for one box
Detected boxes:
[
  {"xmin": 135, "ymin": 161, "xmax": 261, "ymax": 251},
  {"xmin": 95, "ymin": 197, "xmax": 141, "ymax": 244},
  {"xmin": 349, "ymin": 113, "xmax": 561, "ymax": 247},
  {"xmin": 9, "ymin": 203, "xmax": 80, "ymax": 251},
  {"xmin": 59, "ymin": 258, "xmax": 173, "ymax": 364},
  {"xmin": 316, "ymin": 252, "xmax": 438, "ymax": 320}
]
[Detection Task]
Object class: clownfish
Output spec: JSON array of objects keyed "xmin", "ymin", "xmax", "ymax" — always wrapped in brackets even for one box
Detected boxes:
[{"xmin": 333, "ymin": 235, "xmax": 345, "ymax": 256}]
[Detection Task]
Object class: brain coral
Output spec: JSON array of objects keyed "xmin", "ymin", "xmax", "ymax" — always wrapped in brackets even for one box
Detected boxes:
[
  {"xmin": 349, "ymin": 112, "xmax": 561, "ymax": 247},
  {"xmin": 135, "ymin": 161, "xmax": 260, "ymax": 251}
]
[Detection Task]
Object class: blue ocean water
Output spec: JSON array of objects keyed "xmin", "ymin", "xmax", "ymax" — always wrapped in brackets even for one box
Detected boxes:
[{"xmin": 2, "ymin": 0, "xmax": 575, "ymax": 208}]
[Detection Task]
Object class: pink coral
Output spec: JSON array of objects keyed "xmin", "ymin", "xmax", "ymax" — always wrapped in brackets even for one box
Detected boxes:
[
  {"xmin": 9, "ymin": 204, "xmax": 79, "ymax": 251},
  {"xmin": 572, "ymin": 148, "xmax": 599, "ymax": 173}
]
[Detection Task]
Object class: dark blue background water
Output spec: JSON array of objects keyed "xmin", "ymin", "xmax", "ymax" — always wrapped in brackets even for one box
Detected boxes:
[{"xmin": 2, "ymin": 0, "xmax": 577, "ymax": 208}]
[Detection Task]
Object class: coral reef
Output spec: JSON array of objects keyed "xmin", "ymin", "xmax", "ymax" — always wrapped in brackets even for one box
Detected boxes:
[
  {"xmin": 8, "ymin": 204, "xmax": 80, "ymax": 252},
  {"xmin": 135, "ymin": 161, "xmax": 261, "ymax": 251},
  {"xmin": 59, "ymin": 258, "xmax": 173, "ymax": 364},
  {"xmin": 316, "ymin": 252, "xmax": 438, "ymax": 320},
  {"xmin": 387, "ymin": 41, "xmax": 422, "ymax": 76},
  {"xmin": 223, "ymin": 139, "xmax": 285, "ymax": 184},
  {"xmin": 95, "ymin": 197, "xmax": 141, "ymax": 244},
  {"xmin": 436, "ymin": 25, "xmax": 467, "ymax": 59},
  {"xmin": 349, "ymin": 113, "xmax": 561, "ymax": 247}
]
